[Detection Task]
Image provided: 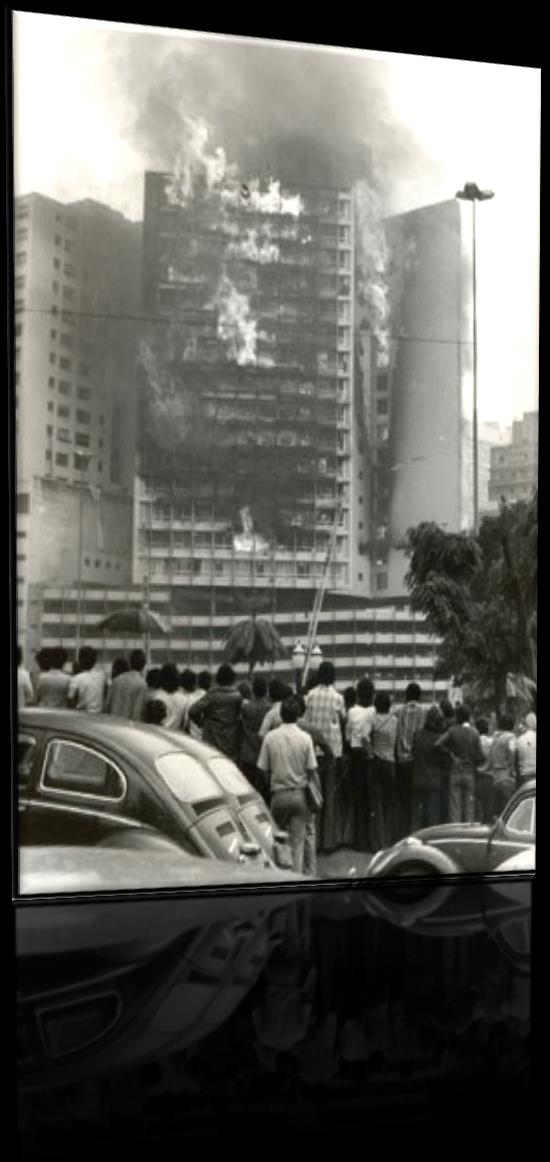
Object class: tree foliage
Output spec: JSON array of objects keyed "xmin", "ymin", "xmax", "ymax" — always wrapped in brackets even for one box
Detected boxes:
[{"xmin": 405, "ymin": 492, "xmax": 537, "ymax": 713}]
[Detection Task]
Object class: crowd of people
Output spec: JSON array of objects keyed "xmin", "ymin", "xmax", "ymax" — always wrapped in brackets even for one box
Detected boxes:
[{"xmin": 17, "ymin": 645, "xmax": 536, "ymax": 875}]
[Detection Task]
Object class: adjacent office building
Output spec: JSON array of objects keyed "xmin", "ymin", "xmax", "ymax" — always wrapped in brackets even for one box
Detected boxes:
[
  {"xmin": 488, "ymin": 411, "xmax": 538, "ymax": 504},
  {"xmin": 14, "ymin": 192, "xmax": 141, "ymax": 652}
]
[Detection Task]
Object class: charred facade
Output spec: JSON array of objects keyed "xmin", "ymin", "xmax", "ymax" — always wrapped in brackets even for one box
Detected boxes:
[{"xmin": 135, "ymin": 172, "xmax": 366, "ymax": 599}]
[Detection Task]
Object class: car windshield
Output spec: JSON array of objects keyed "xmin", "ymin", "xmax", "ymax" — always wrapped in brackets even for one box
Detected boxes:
[
  {"xmin": 207, "ymin": 757, "xmax": 252, "ymax": 796},
  {"xmin": 155, "ymin": 752, "xmax": 223, "ymax": 804}
]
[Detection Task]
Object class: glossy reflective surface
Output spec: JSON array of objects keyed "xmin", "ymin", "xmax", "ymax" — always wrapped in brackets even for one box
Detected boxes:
[{"xmin": 16, "ymin": 877, "xmax": 532, "ymax": 1155}]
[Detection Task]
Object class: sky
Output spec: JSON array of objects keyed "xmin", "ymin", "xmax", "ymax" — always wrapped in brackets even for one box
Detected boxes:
[{"xmin": 12, "ymin": 14, "xmax": 540, "ymax": 427}]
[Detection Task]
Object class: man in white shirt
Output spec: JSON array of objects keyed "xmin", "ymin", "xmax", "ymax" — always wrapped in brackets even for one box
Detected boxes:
[
  {"xmin": 257, "ymin": 698, "xmax": 318, "ymax": 875},
  {"xmin": 68, "ymin": 646, "xmax": 107, "ymax": 714},
  {"xmin": 17, "ymin": 646, "xmax": 34, "ymax": 708},
  {"xmin": 515, "ymin": 712, "xmax": 536, "ymax": 783},
  {"xmin": 345, "ymin": 677, "xmax": 376, "ymax": 850}
]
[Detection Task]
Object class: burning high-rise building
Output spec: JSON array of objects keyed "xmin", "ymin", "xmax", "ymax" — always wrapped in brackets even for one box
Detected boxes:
[{"xmin": 135, "ymin": 165, "xmax": 373, "ymax": 606}]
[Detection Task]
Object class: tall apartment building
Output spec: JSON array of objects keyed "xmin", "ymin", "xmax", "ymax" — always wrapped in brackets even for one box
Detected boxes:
[
  {"xmin": 135, "ymin": 172, "xmax": 367, "ymax": 605},
  {"xmin": 376, "ymin": 199, "xmax": 473, "ymax": 594},
  {"xmin": 14, "ymin": 193, "xmax": 141, "ymax": 650},
  {"xmin": 488, "ymin": 410, "xmax": 538, "ymax": 503}
]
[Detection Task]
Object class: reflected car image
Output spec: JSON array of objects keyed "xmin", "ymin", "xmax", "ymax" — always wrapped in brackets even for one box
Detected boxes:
[
  {"xmin": 16, "ymin": 710, "xmax": 293, "ymax": 884},
  {"xmin": 367, "ymin": 780, "xmax": 535, "ymax": 879}
]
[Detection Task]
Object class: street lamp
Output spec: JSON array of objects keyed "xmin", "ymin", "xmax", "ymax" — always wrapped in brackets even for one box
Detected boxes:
[
  {"xmin": 456, "ymin": 182, "xmax": 495, "ymax": 535},
  {"xmin": 74, "ymin": 449, "xmax": 94, "ymax": 660},
  {"xmin": 292, "ymin": 640, "xmax": 306, "ymax": 693}
]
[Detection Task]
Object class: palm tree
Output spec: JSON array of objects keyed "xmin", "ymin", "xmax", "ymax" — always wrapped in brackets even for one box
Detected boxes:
[{"xmin": 222, "ymin": 616, "xmax": 287, "ymax": 679}]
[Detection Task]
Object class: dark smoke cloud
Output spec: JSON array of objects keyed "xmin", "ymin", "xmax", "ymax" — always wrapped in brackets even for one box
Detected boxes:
[{"xmin": 108, "ymin": 31, "xmax": 444, "ymax": 210}]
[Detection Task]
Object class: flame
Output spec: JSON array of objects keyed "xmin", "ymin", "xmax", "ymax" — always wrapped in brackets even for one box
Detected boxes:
[
  {"xmin": 221, "ymin": 178, "xmax": 303, "ymax": 218},
  {"xmin": 233, "ymin": 504, "xmax": 271, "ymax": 554},
  {"xmin": 211, "ymin": 274, "xmax": 257, "ymax": 366},
  {"xmin": 226, "ymin": 228, "xmax": 280, "ymax": 264},
  {"xmin": 354, "ymin": 181, "xmax": 390, "ymax": 367},
  {"xmin": 164, "ymin": 114, "xmax": 239, "ymax": 206}
]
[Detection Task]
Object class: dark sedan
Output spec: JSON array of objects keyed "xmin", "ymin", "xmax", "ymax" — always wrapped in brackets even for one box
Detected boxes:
[
  {"xmin": 367, "ymin": 779, "xmax": 535, "ymax": 879},
  {"xmin": 16, "ymin": 709, "xmax": 292, "ymax": 882}
]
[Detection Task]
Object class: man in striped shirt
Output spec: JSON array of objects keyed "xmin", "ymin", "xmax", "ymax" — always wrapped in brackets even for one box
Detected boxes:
[{"xmin": 302, "ymin": 662, "xmax": 346, "ymax": 852}]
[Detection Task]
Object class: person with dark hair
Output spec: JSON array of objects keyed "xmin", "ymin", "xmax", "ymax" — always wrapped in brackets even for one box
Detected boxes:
[
  {"xmin": 439, "ymin": 699, "xmax": 455, "ymax": 725},
  {"xmin": 67, "ymin": 645, "xmax": 106, "ymax": 713},
  {"xmin": 134, "ymin": 666, "xmax": 162, "ymax": 722},
  {"xmin": 185, "ymin": 670, "xmax": 211, "ymax": 740},
  {"xmin": 366, "ymin": 691, "xmax": 398, "ymax": 849},
  {"xmin": 142, "ymin": 698, "xmax": 168, "ymax": 726},
  {"xmin": 17, "ymin": 645, "xmax": 34, "ymax": 708},
  {"xmin": 257, "ymin": 697, "xmax": 318, "ymax": 874},
  {"xmin": 188, "ymin": 663, "xmax": 243, "ymax": 761},
  {"xmin": 107, "ymin": 649, "xmax": 147, "ymax": 720},
  {"xmin": 112, "ymin": 656, "xmax": 130, "ymax": 681},
  {"xmin": 411, "ymin": 705, "xmax": 449, "ymax": 829},
  {"xmin": 487, "ymin": 713, "xmax": 518, "ymax": 816},
  {"xmin": 259, "ymin": 679, "xmax": 293, "ymax": 739},
  {"xmin": 394, "ymin": 682, "xmax": 426, "ymax": 839},
  {"xmin": 302, "ymin": 661, "xmax": 347, "ymax": 852},
  {"xmin": 474, "ymin": 716, "xmax": 493, "ymax": 823},
  {"xmin": 345, "ymin": 677, "xmax": 376, "ymax": 849},
  {"xmin": 155, "ymin": 662, "xmax": 187, "ymax": 729},
  {"xmin": 36, "ymin": 645, "xmax": 71, "ymax": 708},
  {"xmin": 435, "ymin": 704, "xmax": 485, "ymax": 823},
  {"xmin": 239, "ymin": 673, "xmax": 271, "ymax": 795}
]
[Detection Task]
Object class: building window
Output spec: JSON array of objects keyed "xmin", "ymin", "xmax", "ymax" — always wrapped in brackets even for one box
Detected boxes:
[
  {"xmin": 62, "ymin": 286, "xmax": 74, "ymax": 301},
  {"xmin": 60, "ymin": 333, "xmax": 74, "ymax": 348},
  {"xmin": 75, "ymin": 432, "xmax": 90, "ymax": 447},
  {"xmin": 98, "ymin": 462, "xmax": 103, "ymax": 472},
  {"xmin": 55, "ymin": 453, "xmax": 69, "ymax": 467},
  {"xmin": 15, "ymin": 251, "xmax": 27, "ymax": 264},
  {"xmin": 47, "ymin": 401, "xmax": 54, "ymax": 411},
  {"xmin": 76, "ymin": 410, "xmax": 90, "ymax": 424},
  {"xmin": 57, "ymin": 428, "xmax": 71, "ymax": 442},
  {"xmin": 50, "ymin": 329, "xmax": 57, "ymax": 340},
  {"xmin": 46, "ymin": 425, "xmax": 53, "ymax": 435},
  {"xmin": 14, "ymin": 276, "xmax": 25, "ymax": 290},
  {"xmin": 45, "ymin": 449, "xmax": 52, "ymax": 460},
  {"xmin": 58, "ymin": 381, "xmax": 71, "ymax": 395},
  {"xmin": 377, "ymin": 572, "xmax": 388, "ymax": 591},
  {"xmin": 48, "ymin": 377, "xmax": 55, "ymax": 387},
  {"xmin": 53, "ymin": 258, "xmax": 61, "ymax": 270},
  {"xmin": 52, "ymin": 281, "xmax": 59, "ymax": 293},
  {"xmin": 77, "ymin": 386, "xmax": 91, "ymax": 400},
  {"xmin": 54, "ymin": 235, "xmax": 62, "ymax": 246},
  {"xmin": 95, "ymin": 560, "xmax": 101, "ymax": 568},
  {"xmin": 15, "ymin": 228, "xmax": 28, "ymax": 242},
  {"xmin": 49, "ymin": 353, "xmax": 56, "ymax": 364},
  {"xmin": 59, "ymin": 357, "xmax": 72, "ymax": 370},
  {"xmin": 57, "ymin": 406, "xmax": 70, "ymax": 419}
]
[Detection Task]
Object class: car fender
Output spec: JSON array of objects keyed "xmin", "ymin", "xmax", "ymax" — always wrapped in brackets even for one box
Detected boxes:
[{"xmin": 369, "ymin": 842, "xmax": 459, "ymax": 879}]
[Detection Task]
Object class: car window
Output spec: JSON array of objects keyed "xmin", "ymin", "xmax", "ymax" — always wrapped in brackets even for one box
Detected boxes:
[
  {"xmin": 208, "ymin": 756, "xmax": 252, "ymax": 796},
  {"xmin": 41, "ymin": 740, "xmax": 126, "ymax": 801},
  {"xmin": 505, "ymin": 797, "xmax": 535, "ymax": 836},
  {"xmin": 155, "ymin": 752, "xmax": 224, "ymax": 803},
  {"xmin": 18, "ymin": 734, "xmax": 36, "ymax": 788}
]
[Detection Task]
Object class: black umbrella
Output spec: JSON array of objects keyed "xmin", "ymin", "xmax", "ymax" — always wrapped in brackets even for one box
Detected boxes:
[{"xmin": 96, "ymin": 605, "xmax": 168, "ymax": 664}]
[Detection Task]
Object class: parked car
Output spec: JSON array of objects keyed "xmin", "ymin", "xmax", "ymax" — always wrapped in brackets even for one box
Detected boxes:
[
  {"xmin": 493, "ymin": 848, "xmax": 536, "ymax": 873},
  {"xmin": 16, "ymin": 710, "xmax": 293, "ymax": 883},
  {"xmin": 18, "ymin": 843, "xmax": 306, "ymax": 896},
  {"xmin": 367, "ymin": 780, "xmax": 535, "ymax": 879}
]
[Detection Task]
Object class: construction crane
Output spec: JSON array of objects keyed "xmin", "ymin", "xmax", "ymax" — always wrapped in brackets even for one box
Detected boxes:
[{"xmin": 302, "ymin": 504, "xmax": 342, "ymax": 688}]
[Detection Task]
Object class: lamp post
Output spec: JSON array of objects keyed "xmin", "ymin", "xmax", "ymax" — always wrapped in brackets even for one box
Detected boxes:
[
  {"xmin": 292, "ymin": 640, "xmax": 306, "ymax": 694},
  {"xmin": 456, "ymin": 182, "xmax": 495, "ymax": 535},
  {"xmin": 74, "ymin": 449, "xmax": 94, "ymax": 661}
]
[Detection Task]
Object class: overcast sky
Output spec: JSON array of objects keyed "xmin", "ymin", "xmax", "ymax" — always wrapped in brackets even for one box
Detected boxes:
[{"xmin": 12, "ymin": 14, "xmax": 540, "ymax": 427}]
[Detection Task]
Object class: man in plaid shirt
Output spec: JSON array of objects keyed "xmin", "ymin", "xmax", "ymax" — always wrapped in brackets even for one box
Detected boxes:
[
  {"xmin": 395, "ymin": 683, "xmax": 426, "ymax": 839},
  {"xmin": 303, "ymin": 662, "xmax": 346, "ymax": 851}
]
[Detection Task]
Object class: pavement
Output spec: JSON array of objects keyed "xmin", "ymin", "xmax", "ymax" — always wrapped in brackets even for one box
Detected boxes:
[{"xmin": 317, "ymin": 849, "xmax": 374, "ymax": 879}]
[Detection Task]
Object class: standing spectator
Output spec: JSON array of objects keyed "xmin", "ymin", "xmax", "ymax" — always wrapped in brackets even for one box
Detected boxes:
[
  {"xmin": 366, "ymin": 691, "xmax": 398, "ymax": 850},
  {"xmin": 240, "ymin": 673, "xmax": 272, "ymax": 795},
  {"xmin": 346, "ymin": 677, "xmax": 376, "ymax": 850},
  {"xmin": 36, "ymin": 647, "xmax": 71, "ymax": 708},
  {"xmin": 411, "ymin": 705, "xmax": 449, "ymax": 830},
  {"xmin": 107, "ymin": 650, "xmax": 147, "ymax": 719},
  {"xmin": 143, "ymin": 698, "xmax": 168, "ymax": 726},
  {"xmin": 302, "ymin": 662, "xmax": 346, "ymax": 852},
  {"xmin": 259, "ymin": 679, "xmax": 293, "ymax": 739},
  {"xmin": 156, "ymin": 663, "xmax": 187, "ymax": 729},
  {"xmin": 489, "ymin": 714, "xmax": 518, "ymax": 815},
  {"xmin": 111, "ymin": 656, "xmax": 130, "ymax": 682},
  {"xmin": 435, "ymin": 705, "xmax": 485, "ymax": 823},
  {"xmin": 474, "ymin": 717, "xmax": 494, "ymax": 823},
  {"xmin": 188, "ymin": 663, "xmax": 243, "ymax": 762},
  {"xmin": 257, "ymin": 697, "xmax": 318, "ymax": 874},
  {"xmin": 31, "ymin": 647, "xmax": 52, "ymax": 702},
  {"xmin": 134, "ymin": 667, "xmax": 162, "ymax": 723},
  {"xmin": 67, "ymin": 646, "xmax": 107, "ymax": 714},
  {"xmin": 439, "ymin": 699, "xmax": 456, "ymax": 820},
  {"xmin": 515, "ymin": 712, "xmax": 536, "ymax": 784},
  {"xmin": 185, "ymin": 670, "xmax": 211, "ymax": 740},
  {"xmin": 176, "ymin": 668, "xmax": 199, "ymax": 727},
  {"xmin": 395, "ymin": 683, "xmax": 426, "ymax": 839},
  {"xmin": 17, "ymin": 645, "xmax": 34, "ymax": 708}
]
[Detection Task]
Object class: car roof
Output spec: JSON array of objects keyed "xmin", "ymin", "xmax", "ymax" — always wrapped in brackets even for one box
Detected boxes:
[{"xmin": 18, "ymin": 708, "xmax": 222, "ymax": 766}]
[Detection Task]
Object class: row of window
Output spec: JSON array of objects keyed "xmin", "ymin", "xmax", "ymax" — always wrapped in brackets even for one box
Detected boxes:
[{"xmin": 46, "ymin": 451, "xmax": 103, "ymax": 471}]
